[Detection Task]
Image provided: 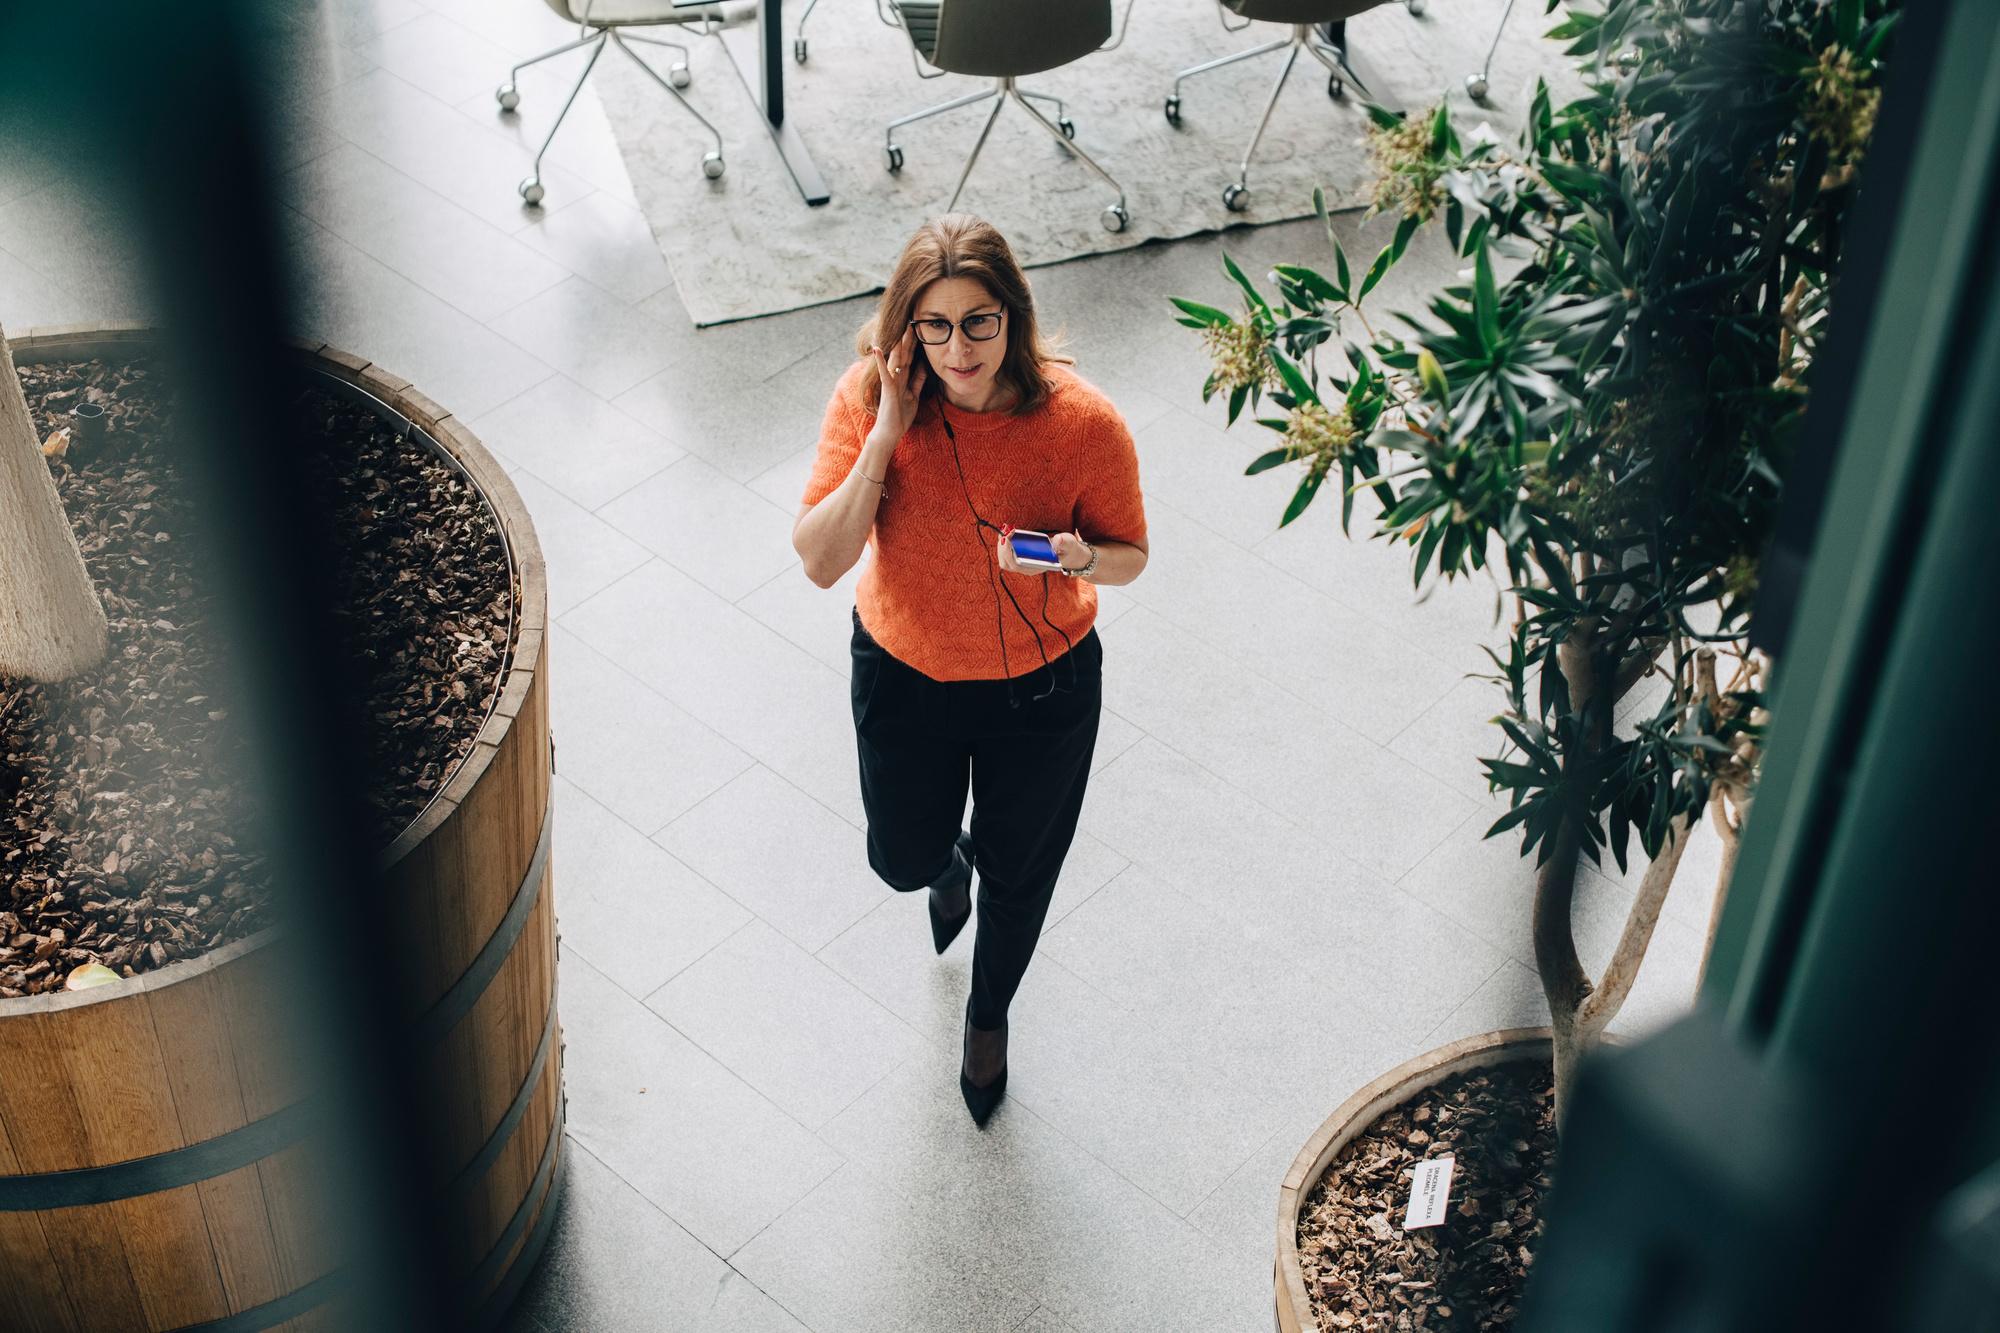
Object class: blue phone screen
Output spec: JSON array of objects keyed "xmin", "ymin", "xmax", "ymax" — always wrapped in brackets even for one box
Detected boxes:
[{"xmin": 1010, "ymin": 532, "xmax": 1057, "ymax": 563}]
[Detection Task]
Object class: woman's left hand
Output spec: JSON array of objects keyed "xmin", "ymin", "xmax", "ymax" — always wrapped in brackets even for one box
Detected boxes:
[{"xmin": 996, "ymin": 529, "xmax": 1090, "ymax": 576}]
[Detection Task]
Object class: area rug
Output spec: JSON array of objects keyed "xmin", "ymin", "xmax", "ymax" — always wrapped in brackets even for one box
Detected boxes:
[{"xmin": 594, "ymin": 0, "xmax": 1590, "ymax": 325}]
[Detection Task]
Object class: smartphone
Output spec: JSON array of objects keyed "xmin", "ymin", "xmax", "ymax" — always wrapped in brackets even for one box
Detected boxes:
[{"xmin": 1004, "ymin": 528, "xmax": 1064, "ymax": 572}]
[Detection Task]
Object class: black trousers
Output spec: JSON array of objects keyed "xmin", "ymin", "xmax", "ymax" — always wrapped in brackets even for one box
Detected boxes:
[{"xmin": 850, "ymin": 606, "xmax": 1102, "ymax": 1030}]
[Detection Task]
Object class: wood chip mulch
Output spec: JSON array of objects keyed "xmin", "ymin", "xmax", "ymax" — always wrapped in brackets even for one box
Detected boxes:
[
  {"xmin": 1296, "ymin": 1060, "xmax": 1557, "ymax": 1331},
  {"xmin": 0, "ymin": 356, "xmax": 514, "ymax": 999}
]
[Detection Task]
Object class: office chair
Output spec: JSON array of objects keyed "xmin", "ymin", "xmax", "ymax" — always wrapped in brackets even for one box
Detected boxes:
[
  {"xmin": 1465, "ymin": 0, "xmax": 1522, "ymax": 102},
  {"xmin": 886, "ymin": 0, "xmax": 1130, "ymax": 231},
  {"xmin": 1166, "ymin": 0, "xmax": 1408, "ymax": 212},
  {"xmin": 496, "ymin": 0, "xmax": 730, "ymax": 204}
]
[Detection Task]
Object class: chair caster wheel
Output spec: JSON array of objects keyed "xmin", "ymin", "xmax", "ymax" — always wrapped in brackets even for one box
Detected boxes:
[
  {"xmin": 885, "ymin": 144, "xmax": 903, "ymax": 173},
  {"xmin": 519, "ymin": 176, "xmax": 545, "ymax": 205},
  {"xmin": 1059, "ymin": 117, "xmax": 1076, "ymax": 140},
  {"xmin": 1101, "ymin": 203, "xmax": 1128, "ymax": 233},
  {"xmin": 702, "ymin": 151, "xmax": 724, "ymax": 180},
  {"xmin": 1328, "ymin": 73, "xmax": 1344, "ymax": 100},
  {"xmin": 1405, "ymin": 0, "xmax": 1426, "ymax": 13},
  {"xmin": 1465, "ymin": 73, "xmax": 1489, "ymax": 102},
  {"xmin": 670, "ymin": 63, "xmax": 692, "ymax": 89},
  {"xmin": 1164, "ymin": 94, "xmax": 1181, "ymax": 126},
  {"xmin": 1222, "ymin": 183, "xmax": 1248, "ymax": 212},
  {"xmin": 496, "ymin": 82, "xmax": 520, "ymax": 111},
  {"xmin": 794, "ymin": 37, "xmax": 808, "ymax": 63}
]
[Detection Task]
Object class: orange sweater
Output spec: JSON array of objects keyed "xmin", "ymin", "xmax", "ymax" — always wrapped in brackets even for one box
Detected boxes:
[{"xmin": 803, "ymin": 359, "xmax": 1148, "ymax": 682}]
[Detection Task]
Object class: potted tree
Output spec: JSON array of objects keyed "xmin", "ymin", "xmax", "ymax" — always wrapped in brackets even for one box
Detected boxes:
[
  {"xmin": 0, "ymin": 326, "xmax": 562, "ymax": 1331},
  {"xmin": 1167, "ymin": 0, "xmax": 1899, "ymax": 1325}
]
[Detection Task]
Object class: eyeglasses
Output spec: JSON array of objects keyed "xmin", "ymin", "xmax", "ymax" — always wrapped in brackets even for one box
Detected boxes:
[{"xmin": 908, "ymin": 312, "xmax": 1004, "ymax": 345}]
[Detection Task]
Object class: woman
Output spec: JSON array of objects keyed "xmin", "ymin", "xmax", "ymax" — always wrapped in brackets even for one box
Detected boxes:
[{"xmin": 792, "ymin": 214, "xmax": 1149, "ymax": 1126}]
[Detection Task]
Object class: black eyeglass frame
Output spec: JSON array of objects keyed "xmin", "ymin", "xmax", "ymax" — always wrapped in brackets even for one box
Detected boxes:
[{"xmin": 907, "ymin": 311, "xmax": 1006, "ymax": 345}]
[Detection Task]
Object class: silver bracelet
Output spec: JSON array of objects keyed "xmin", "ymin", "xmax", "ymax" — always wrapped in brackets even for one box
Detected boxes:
[{"xmin": 1061, "ymin": 541, "xmax": 1098, "ymax": 579}]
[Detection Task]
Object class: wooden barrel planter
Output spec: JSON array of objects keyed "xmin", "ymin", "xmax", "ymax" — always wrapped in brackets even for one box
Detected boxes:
[
  {"xmin": 1274, "ymin": 1028, "xmax": 1554, "ymax": 1333},
  {"xmin": 0, "ymin": 326, "xmax": 561, "ymax": 1333}
]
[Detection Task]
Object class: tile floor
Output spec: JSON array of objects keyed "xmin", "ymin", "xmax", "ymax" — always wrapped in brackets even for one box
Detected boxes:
[{"xmin": 0, "ymin": 2, "xmax": 1715, "ymax": 1328}]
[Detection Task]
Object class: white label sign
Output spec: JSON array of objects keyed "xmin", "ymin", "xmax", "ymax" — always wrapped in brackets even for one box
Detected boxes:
[{"xmin": 1403, "ymin": 1154, "xmax": 1456, "ymax": 1230}]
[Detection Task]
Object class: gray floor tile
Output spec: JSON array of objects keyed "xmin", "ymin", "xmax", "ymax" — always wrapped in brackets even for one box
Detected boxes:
[
  {"xmin": 1032, "ymin": 829, "xmax": 1130, "ymax": 938},
  {"xmin": 353, "ymin": 9, "xmax": 526, "ymax": 108},
  {"xmin": 1395, "ymin": 808, "xmax": 1541, "ymax": 968},
  {"xmin": 1083, "ymin": 738, "xmax": 1500, "ymax": 1048},
  {"xmin": 548, "ymin": 625, "xmax": 755, "ymax": 834},
  {"xmin": 0, "ymin": 123, "xmax": 62, "ymax": 211},
  {"xmin": 550, "ymin": 774, "xmax": 752, "ymax": 1000},
  {"xmin": 284, "ymin": 0, "xmax": 427, "ymax": 50},
  {"xmin": 646, "ymin": 917, "xmax": 923, "ymax": 1130},
  {"xmin": 471, "ymin": 372, "xmax": 685, "ymax": 511},
  {"xmin": 511, "ymin": 191, "xmax": 674, "ymax": 303},
  {"xmin": 1126, "ymin": 498, "xmax": 1465, "ymax": 747},
  {"xmin": 287, "ymin": 217, "xmax": 557, "ymax": 419},
  {"xmin": 462, "ymin": 70, "xmax": 644, "ymax": 213},
  {"xmin": 816, "ymin": 1036, "xmax": 1267, "ymax": 1333},
  {"xmin": 654, "ymin": 763, "xmax": 883, "ymax": 954},
  {"xmin": 1420, "ymin": 921, "xmax": 1702, "ymax": 1052},
  {"xmin": 1253, "ymin": 486, "xmax": 1513, "ymax": 676},
  {"xmin": 507, "ymin": 1138, "xmax": 810, "ymax": 1333},
  {"xmin": 1090, "ymin": 580, "xmax": 1138, "ymax": 628},
  {"xmin": 616, "ymin": 336, "xmax": 856, "ymax": 482},
  {"xmin": 731, "ymin": 1161, "xmax": 1037, "ymax": 1333},
  {"xmin": 746, "ymin": 441, "xmax": 817, "ymax": 511},
  {"xmin": 424, "ymin": 0, "xmax": 583, "ymax": 58},
  {"xmin": 1101, "ymin": 604, "xmax": 1477, "ymax": 883},
  {"xmin": 1131, "ymin": 397, "xmax": 1323, "ymax": 545},
  {"xmin": 1038, "ymin": 866, "xmax": 1422, "ymax": 1109},
  {"xmin": 284, "ymin": 142, "xmax": 571, "ymax": 321},
  {"xmin": 814, "ymin": 894, "xmax": 988, "ymax": 1044},
  {"xmin": 1399, "ymin": 798, "xmax": 1713, "ymax": 1012},
  {"xmin": 995, "ymin": 955, "xmax": 1289, "ymax": 1221},
  {"xmin": 738, "ymin": 557, "xmax": 866, "ymax": 675},
  {"xmin": 558, "ymin": 949, "xmax": 845, "ymax": 1258},
  {"xmin": 268, "ymin": 104, "xmax": 349, "ymax": 172},
  {"xmin": 0, "ymin": 180, "xmax": 156, "ymax": 320},
  {"xmin": 509, "ymin": 471, "xmax": 651, "ymax": 618},
  {"xmin": 1420, "ymin": 957, "xmax": 1549, "ymax": 1050},
  {"xmin": 0, "ymin": 246, "xmax": 86, "ymax": 330},
  {"xmin": 559, "ymin": 558, "xmax": 866, "ymax": 827},
  {"xmin": 256, "ymin": 13, "xmax": 386, "ymax": 108},
  {"xmin": 1385, "ymin": 673, "xmax": 1510, "ymax": 805},
  {"xmin": 1091, "ymin": 378, "xmax": 1178, "ymax": 435},
  {"xmin": 598, "ymin": 455, "xmax": 802, "ymax": 601},
  {"xmin": 316, "ymin": 66, "xmax": 594, "ymax": 235},
  {"xmin": 490, "ymin": 274, "xmax": 681, "ymax": 398},
  {"xmin": 1181, "ymin": 1119, "xmax": 1298, "ymax": 1281},
  {"xmin": 1086, "ymin": 704, "xmax": 1144, "ymax": 776}
]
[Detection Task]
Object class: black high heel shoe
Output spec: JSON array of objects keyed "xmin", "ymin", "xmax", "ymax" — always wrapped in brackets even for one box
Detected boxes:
[
  {"xmin": 960, "ymin": 1009, "xmax": 1008, "ymax": 1127},
  {"xmin": 927, "ymin": 830, "xmax": 975, "ymax": 955}
]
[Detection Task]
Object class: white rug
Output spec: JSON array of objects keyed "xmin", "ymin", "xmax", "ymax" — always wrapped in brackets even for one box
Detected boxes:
[{"xmin": 595, "ymin": 0, "xmax": 1589, "ymax": 325}]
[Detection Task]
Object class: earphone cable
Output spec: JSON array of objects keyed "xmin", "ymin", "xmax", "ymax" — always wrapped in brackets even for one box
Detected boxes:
[{"xmin": 939, "ymin": 409, "xmax": 1068, "ymax": 705}]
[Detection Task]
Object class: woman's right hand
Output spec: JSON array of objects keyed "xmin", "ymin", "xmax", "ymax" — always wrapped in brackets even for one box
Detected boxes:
[{"xmin": 869, "ymin": 326, "xmax": 928, "ymax": 444}]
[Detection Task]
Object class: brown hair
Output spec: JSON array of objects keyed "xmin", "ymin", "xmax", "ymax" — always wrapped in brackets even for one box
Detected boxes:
[{"xmin": 855, "ymin": 213, "xmax": 1071, "ymax": 420}]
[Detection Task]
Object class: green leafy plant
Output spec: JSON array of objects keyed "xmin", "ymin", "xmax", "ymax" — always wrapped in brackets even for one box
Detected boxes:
[{"xmin": 1176, "ymin": 0, "xmax": 1897, "ymax": 1115}]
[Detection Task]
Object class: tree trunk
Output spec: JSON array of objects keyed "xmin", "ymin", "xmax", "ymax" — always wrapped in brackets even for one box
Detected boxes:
[
  {"xmin": 1697, "ymin": 788, "xmax": 1749, "ymax": 986},
  {"xmin": 0, "ymin": 323, "xmax": 107, "ymax": 681},
  {"xmin": 1540, "ymin": 623, "xmax": 1612, "ymax": 1126},
  {"xmin": 1535, "ymin": 816, "xmax": 1592, "ymax": 1126},
  {"xmin": 1576, "ymin": 809, "xmax": 1695, "ymax": 1041}
]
